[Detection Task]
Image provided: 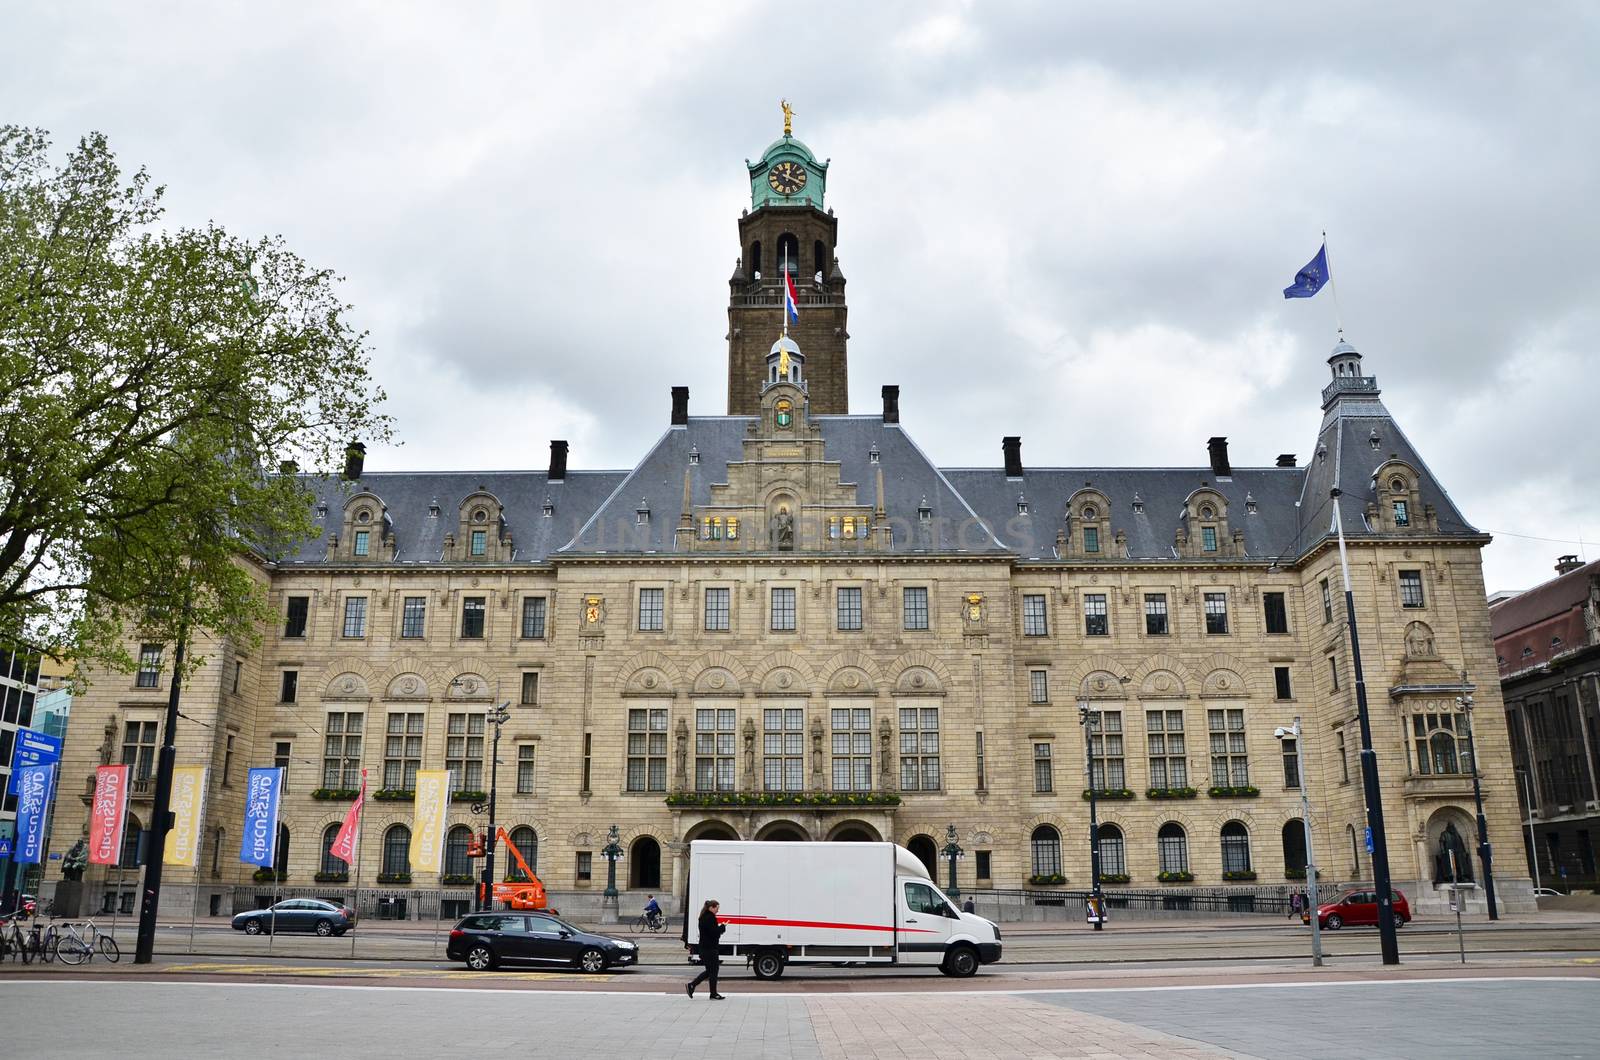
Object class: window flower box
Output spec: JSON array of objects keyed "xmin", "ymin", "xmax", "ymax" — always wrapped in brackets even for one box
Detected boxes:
[
  {"xmin": 1028, "ymin": 873, "xmax": 1066, "ymax": 886},
  {"xmin": 1098, "ymin": 873, "xmax": 1132, "ymax": 885},
  {"xmin": 1157, "ymin": 870, "xmax": 1195, "ymax": 883},
  {"xmin": 450, "ymin": 790, "xmax": 487, "ymax": 803},
  {"xmin": 441, "ymin": 873, "xmax": 476, "ymax": 886},
  {"xmin": 313, "ymin": 871, "xmax": 349, "ymax": 884},
  {"xmin": 375, "ymin": 872, "xmax": 412, "ymax": 885},
  {"xmin": 1285, "ymin": 867, "xmax": 1307, "ymax": 880},
  {"xmin": 1145, "ymin": 786, "xmax": 1198, "ymax": 800},
  {"xmin": 1081, "ymin": 788, "xmax": 1136, "ymax": 801},
  {"xmin": 1206, "ymin": 785, "xmax": 1260, "ymax": 798},
  {"xmin": 310, "ymin": 788, "xmax": 360, "ymax": 801},
  {"xmin": 1222, "ymin": 870, "xmax": 1258, "ymax": 881},
  {"xmin": 252, "ymin": 868, "xmax": 286, "ymax": 883},
  {"xmin": 663, "ymin": 791, "xmax": 902, "ymax": 808},
  {"xmin": 373, "ymin": 789, "xmax": 415, "ymax": 801}
]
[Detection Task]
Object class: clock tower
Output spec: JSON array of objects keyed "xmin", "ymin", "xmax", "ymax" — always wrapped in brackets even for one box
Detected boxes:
[{"xmin": 726, "ymin": 111, "xmax": 849, "ymax": 415}]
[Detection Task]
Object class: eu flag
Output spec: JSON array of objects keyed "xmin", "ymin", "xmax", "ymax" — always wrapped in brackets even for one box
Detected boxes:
[{"xmin": 1283, "ymin": 244, "xmax": 1329, "ymax": 299}]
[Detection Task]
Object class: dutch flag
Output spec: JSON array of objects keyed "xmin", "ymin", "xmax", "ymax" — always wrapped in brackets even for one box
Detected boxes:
[{"xmin": 784, "ymin": 269, "xmax": 800, "ymax": 324}]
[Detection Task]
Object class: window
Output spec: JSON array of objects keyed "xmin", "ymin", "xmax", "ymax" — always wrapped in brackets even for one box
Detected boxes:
[
  {"xmin": 274, "ymin": 741, "xmax": 291, "ymax": 780},
  {"xmin": 575, "ymin": 851, "xmax": 592, "ymax": 882},
  {"xmin": 1029, "ymin": 669, "xmax": 1049, "ymax": 704},
  {"xmin": 1204, "ymin": 592, "xmax": 1228, "ymax": 634},
  {"xmin": 1321, "ymin": 578, "xmax": 1334, "ymax": 623},
  {"xmin": 1083, "ymin": 526, "xmax": 1100, "ymax": 553},
  {"xmin": 342, "ymin": 597, "xmax": 367, "ymax": 638},
  {"xmin": 694, "ymin": 707, "xmax": 736, "ymax": 792},
  {"xmin": 382, "ymin": 825, "xmax": 411, "ymax": 877},
  {"xmin": 231, "ymin": 660, "xmax": 242, "ymax": 695},
  {"xmin": 771, "ymin": 589, "xmax": 796, "ymax": 630},
  {"xmin": 581, "ymin": 732, "xmax": 592, "ymax": 793},
  {"xmin": 284, "ymin": 597, "xmax": 309, "ymax": 638},
  {"xmin": 1033, "ymin": 742, "xmax": 1053, "ymax": 793},
  {"xmin": 353, "ymin": 529, "xmax": 370, "ymax": 556},
  {"xmin": 520, "ymin": 597, "xmax": 547, "ymax": 639},
  {"xmin": 1158, "ymin": 823, "xmax": 1189, "ymax": 874},
  {"xmin": 520, "ymin": 671, "xmax": 539, "ymax": 706},
  {"xmin": 637, "ymin": 588, "xmax": 664, "ymax": 631},
  {"xmin": 223, "ymin": 734, "xmax": 236, "ymax": 786},
  {"xmin": 445, "ymin": 825, "xmax": 473, "ymax": 877},
  {"xmin": 136, "ymin": 644, "xmax": 162, "ymax": 688},
  {"xmin": 320, "ymin": 823, "xmax": 343, "ymax": 876},
  {"xmin": 401, "ymin": 596, "xmax": 426, "ymax": 638},
  {"xmin": 280, "ymin": 670, "xmax": 298, "ymax": 703},
  {"xmin": 1208, "ymin": 708, "xmax": 1248, "ymax": 785},
  {"xmin": 1144, "ymin": 594, "xmax": 1168, "ymax": 635},
  {"xmin": 1282, "ymin": 820, "xmax": 1308, "ymax": 877},
  {"xmin": 976, "ymin": 731, "xmax": 986, "ymax": 791},
  {"xmin": 383, "ymin": 713, "xmax": 424, "ymax": 790},
  {"xmin": 1412, "ymin": 712, "xmax": 1462, "ymax": 775},
  {"xmin": 516, "ymin": 745, "xmax": 536, "ymax": 794},
  {"xmin": 1281, "ymin": 735, "xmax": 1300, "ymax": 788},
  {"xmin": 506, "ymin": 826, "xmax": 538, "ymax": 878},
  {"xmin": 904, "ymin": 881, "xmax": 947, "ymax": 916},
  {"xmin": 470, "ymin": 529, "xmax": 486, "ymax": 557},
  {"xmin": 323, "ymin": 713, "xmax": 363, "ymax": 789},
  {"xmin": 1201, "ymin": 526, "xmax": 1218, "ymax": 552},
  {"xmin": 1264, "ymin": 592, "xmax": 1288, "ymax": 634},
  {"xmin": 1337, "ymin": 728, "xmax": 1349, "ymax": 783},
  {"xmin": 763, "ymin": 707, "xmax": 804, "ymax": 792},
  {"xmin": 1393, "ymin": 499, "xmax": 1410, "ymax": 527},
  {"xmin": 975, "ymin": 850, "xmax": 991, "ymax": 880},
  {"xmin": 1221, "ymin": 821, "xmax": 1252, "ymax": 873},
  {"xmin": 704, "ymin": 588, "xmax": 730, "ymax": 632},
  {"xmin": 1328, "ymin": 655, "xmax": 1341, "ymax": 691},
  {"xmin": 1399, "ymin": 569, "xmax": 1425, "ymax": 608},
  {"xmin": 1098, "ymin": 824, "xmax": 1126, "ymax": 876},
  {"xmin": 626, "ymin": 708, "xmax": 668, "ymax": 791},
  {"xmin": 446, "ymin": 712, "xmax": 485, "ymax": 791},
  {"xmin": 1083, "ymin": 593, "xmax": 1108, "ymax": 636},
  {"xmin": 1022, "ymin": 594, "xmax": 1048, "ymax": 636},
  {"xmin": 1088, "ymin": 710, "xmax": 1125, "ymax": 789},
  {"xmin": 122, "ymin": 721, "xmax": 158, "ymax": 781},
  {"xmin": 461, "ymin": 596, "xmax": 485, "ymax": 638},
  {"xmin": 1030, "ymin": 825, "xmax": 1062, "ymax": 878},
  {"xmin": 903, "ymin": 587, "xmax": 929, "ymax": 631},
  {"xmin": 1146, "ymin": 710, "xmax": 1187, "ymax": 788},
  {"xmin": 831, "ymin": 707, "xmax": 873, "ymax": 791},
  {"xmin": 836, "ymin": 587, "xmax": 863, "ymax": 631},
  {"xmin": 899, "ymin": 707, "xmax": 941, "ymax": 791},
  {"xmin": 1273, "ymin": 666, "xmax": 1292, "ymax": 701}
]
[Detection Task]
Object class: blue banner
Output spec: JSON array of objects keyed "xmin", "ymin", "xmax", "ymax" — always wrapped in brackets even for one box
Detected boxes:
[
  {"xmin": 239, "ymin": 767, "xmax": 283, "ymax": 867},
  {"xmin": 8, "ymin": 728, "xmax": 63, "ymax": 796},
  {"xmin": 14, "ymin": 762, "xmax": 57, "ymax": 864}
]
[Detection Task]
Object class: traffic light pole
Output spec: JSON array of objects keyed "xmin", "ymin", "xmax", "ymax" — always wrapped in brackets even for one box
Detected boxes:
[{"xmin": 134, "ymin": 628, "xmax": 187, "ymax": 964}]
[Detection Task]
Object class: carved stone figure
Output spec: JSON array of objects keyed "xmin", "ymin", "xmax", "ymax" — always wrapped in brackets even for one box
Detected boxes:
[
  {"xmin": 1404, "ymin": 621, "xmax": 1437, "ymax": 659},
  {"xmin": 810, "ymin": 715, "xmax": 824, "ymax": 779},
  {"xmin": 1432, "ymin": 821, "xmax": 1474, "ymax": 884},
  {"xmin": 742, "ymin": 716, "xmax": 757, "ymax": 781},
  {"xmin": 673, "ymin": 717, "xmax": 689, "ymax": 789},
  {"xmin": 771, "ymin": 505, "xmax": 794, "ymax": 550},
  {"xmin": 61, "ymin": 839, "xmax": 89, "ymax": 881}
]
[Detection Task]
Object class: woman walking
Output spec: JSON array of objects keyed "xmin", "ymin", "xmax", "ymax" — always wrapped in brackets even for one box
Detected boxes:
[{"xmin": 685, "ymin": 899, "xmax": 726, "ymax": 999}]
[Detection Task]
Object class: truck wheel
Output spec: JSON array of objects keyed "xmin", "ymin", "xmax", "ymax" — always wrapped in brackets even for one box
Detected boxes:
[
  {"xmin": 942, "ymin": 945, "xmax": 979, "ymax": 978},
  {"xmin": 752, "ymin": 952, "xmax": 786, "ymax": 980}
]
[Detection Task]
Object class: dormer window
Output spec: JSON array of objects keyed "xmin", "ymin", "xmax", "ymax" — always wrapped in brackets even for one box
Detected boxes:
[
  {"xmin": 869, "ymin": 445, "xmax": 881, "ymax": 465},
  {"xmin": 1393, "ymin": 500, "xmax": 1410, "ymax": 527},
  {"xmin": 1369, "ymin": 429, "xmax": 1381, "ymax": 450},
  {"xmin": 918, "ymin": 496, "xmax": 932, "ymax": 523},
  {"xmin": 542, "ymin": 496, "xmax": 554, "ymax": 517},
  {"xmin": 1201, "ymin": 526, "xmax": 1218, "ymax": 552},
  {"xmin": 1084, "ymin": 527, "xmax": 1100, "ymax": 553},
  {"xmin": 689, "ymin": 446, "xmax": 701, "ymax": 465},
  {"xmin": 454, "ymin": 491, "xmax": 507, "ymax": 561},
  {"xmin": 353, "ymin": 530, "xmax": 370, "ymax": 556},
  {"xmin": 470, "ymin": 530, "xmax": 487, "ymax": 556},
  {"xmin": 1017, "ymin": 494, "xmax": 1028, "ymax": 515}
]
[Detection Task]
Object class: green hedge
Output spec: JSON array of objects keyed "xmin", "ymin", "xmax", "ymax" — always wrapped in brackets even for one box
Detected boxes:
[{"xmin": 664, "ymin": 792, "xmax": 902, "ymax": 808}]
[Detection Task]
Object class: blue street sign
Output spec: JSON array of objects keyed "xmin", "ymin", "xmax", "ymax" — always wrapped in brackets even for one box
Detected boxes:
[
  {"xmin": 1365, "ymin": 826, "xmax": 1375, "ymax": 855},
  {"xmin": 7, "ymin": 729, "xmax": 63, "ymax": 796},
  {"xmin": 0, "ymin": 838, "xmax": 12, "ymax": 859}
]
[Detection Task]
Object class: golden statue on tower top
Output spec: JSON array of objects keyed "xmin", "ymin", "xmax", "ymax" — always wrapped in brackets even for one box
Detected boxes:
[{"xmin": 781, "ymin": 99, "xmax": 794, "ymax": 137}]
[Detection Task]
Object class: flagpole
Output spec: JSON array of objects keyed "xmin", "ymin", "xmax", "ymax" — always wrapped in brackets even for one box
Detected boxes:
[{"xmin": 1322, "ymin": 229, "xmax": 1346, "ymax": 340}]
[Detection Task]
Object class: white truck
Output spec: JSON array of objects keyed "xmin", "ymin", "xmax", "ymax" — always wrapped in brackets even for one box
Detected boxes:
[{"xmin": 685, "ymin": 840, "xmax": 1002, "ymax": 979}]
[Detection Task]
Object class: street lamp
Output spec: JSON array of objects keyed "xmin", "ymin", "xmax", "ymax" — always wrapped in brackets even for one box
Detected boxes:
[
  {"xmin": 1515, "ymin": 767, "xmax": 1542, "ymax": 894},
  {"xmin": 1078, "ymin": 700, "xmax": 1104, "ymax": 931},
  {"xmin": 1455, "ymin": 690, "xmax": 1499, "ymax": 920},
  {"xmin": 475, "ymin": 701, "xmax": 511, "ymax": 912},
  {"xmin": 942, "ymin": 823, "xmax": 964, "ymax": 900},
  {"xmin": 1275, "ymin": 717, "xmax": 1322, "ymax": 967},
  {"xmin": 601, "ymin": 823, "xmax": 624, "ymax": 905}
]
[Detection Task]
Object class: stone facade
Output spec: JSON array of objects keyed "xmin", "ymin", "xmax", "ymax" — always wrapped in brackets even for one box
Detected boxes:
[{"xmin": 41, "ymin": 121, "xmax": 1533, "ymax": 919}]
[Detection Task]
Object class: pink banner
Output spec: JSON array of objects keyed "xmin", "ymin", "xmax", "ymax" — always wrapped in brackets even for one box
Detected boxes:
[
  {"xmin": 88, "ymin": 765, "xmax": 130, "ymax": 865},
  {"xmin": 329, "ymin": 769, "xmax": 367, "ymax": 865}
]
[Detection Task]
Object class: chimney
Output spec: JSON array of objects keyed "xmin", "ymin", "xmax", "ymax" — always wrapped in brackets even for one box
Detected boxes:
[
  {"xmin": 671, "ymin": 386, "xmax": 689, "ymax": 426},
  {"xmin": 881, "ymin": 385, "xmax": 900, "ymax": 424},
  {"xmin": 1556, "ymin": 554, "xmax": 1583, "ymax": 575},
  {"xmin": 1276, "ymin": 453, "xmax": 1296, "ymax": 468},
  {"xmin": 342, "ymin": 441, "xmax": 365, "ymax": 481},
  {"xmin": 1002, "ymin": 436, "xmax": 1023, "ymax": 478},
  {"xmin": 548, "ymin": 440, "xmax": 568, "ymax": 482},
  {"xmin": 1207, "ymin": 436, "xmax": 1232, "ymax": 477}
]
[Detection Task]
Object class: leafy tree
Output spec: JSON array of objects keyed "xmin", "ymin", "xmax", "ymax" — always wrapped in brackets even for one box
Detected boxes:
[{"xmin": 0, "ymin": 126, "xmax": 390, "ymax": 673}]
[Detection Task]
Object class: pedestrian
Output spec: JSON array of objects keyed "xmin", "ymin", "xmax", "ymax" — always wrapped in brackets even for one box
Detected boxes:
[
  {"xmin": 962, "ymin": 897, "xmax": 975, "ymax": 914},
  {"xmin": 686, "ymin": 898, "xmax": 726, "ymax": 1000},
  {"xmin": 1290, "ymin": 891, "xmax": 1303, "ymax": 920}
]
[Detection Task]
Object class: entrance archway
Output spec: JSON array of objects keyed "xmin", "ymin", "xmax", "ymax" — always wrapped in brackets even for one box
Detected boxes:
[
  {"xmin": 684, "ymin": 821, "xmax": 739, "ymax": 843},
  {"xmin": 826, "ymin": 820, "xmax": 881, "ymax": 842},
  {"xmin": 630, "ymin": 836, "xmax": 662, "ymax": 889},
  {"xmin": 907, "ymin": 834, "xmax": 938, "ymax": 876},
  {"xmin": 755, "ymin": 820, "xmax": 808, "ymax": 842}
]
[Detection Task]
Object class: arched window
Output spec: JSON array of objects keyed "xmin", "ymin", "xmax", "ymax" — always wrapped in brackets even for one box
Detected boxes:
[
  {"xmin": 120, "ymin": 814, "xmax": 143, "ymax": 868},
  {"xmin": 1221, "ymin": 821, "xmax": 1251, "ymax": 874},
  {"xmin": 630, "ymin": 836, "xmax": 662, "ymax": 890},
  {"xmin": 1030, "ymin": 825, "xmax": 1062, "ymax": 878},
  {"xmin": 1347, "ymin": 823, "xmax": 1361, "ymax": 875},
  {"xmin": 320, "ymin": 823, "xmax": 344, "ymax": 877},
  {"xmin": 908, "ymin": 834, "xmax": 939, "ymax": 877},
  {"xmin": 813, "ymin": 239, "xmax": 826, "ymax": 278},
  {"xmin": 1157, "ymin": 823, "xmax": 1188, "ymax": 875},
  {"xmin": 1282, "ymin": 820, "xmax": 1308, "ymax": 876},
  {"xmin": 777, "ymin": 233, "xmax": 799, "ymax": 276},
  {"xmin": 749, "ymin": 240, "xmax": 761, "ymax": 278},
  {"xmin": 506, "ymin": 827, "xmax": 538, "ymax": 880},
  {"xmin": 1097, "ymin": 823, "xmax": 1126, "ymax": 876},
  {"xmin": 1411, "ymin": 712, "xmax": 1462, "ymax": 774},
  {"xmin": 444, "ymin": 825, "xmax": 473, "ymax": 878},
  {"xmin": 382, "ymin": 825, "xmax": 411, "ymax": 877}
]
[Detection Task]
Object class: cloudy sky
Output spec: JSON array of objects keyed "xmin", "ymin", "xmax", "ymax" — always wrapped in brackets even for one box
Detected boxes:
[{"xmin": 6, "ymin": 2, "xmax": 1596, "ymax": 593}]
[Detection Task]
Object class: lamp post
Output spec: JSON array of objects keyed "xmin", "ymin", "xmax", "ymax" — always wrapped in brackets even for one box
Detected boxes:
[
  {"xmin": 601, "ymin": 824, "xmax": 624, "ymax": 923},
  {"xmin": 942, "ymin": 823, "xmax": 964, "ymax": 899},
  {"xmin": 1516, "ymin": 768, "xmax": 1542, "ymax": 894},
  {"xmin": 1277, "ymin": 717, "xmax": 1322, "ymax": 967},
  {"xmin": 1455, "ymin": 690, "xmax": 1498, "ymax": 920},
  {"xmin": 476, "ymin": 702, "xmax": 511, "ymax": 912},
  {"xmin": 1330, "ymin": 487, "xmax": 1400, "ymax": 964},
  {"xmin": 1078, "ymin": 700, "xmax": 1104, "ymax": 931}
]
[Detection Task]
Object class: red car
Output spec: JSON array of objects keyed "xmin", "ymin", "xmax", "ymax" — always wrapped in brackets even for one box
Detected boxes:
[{"xmin": 1316, "ymin": 888, "xmax": 1410, "ymax": 929}]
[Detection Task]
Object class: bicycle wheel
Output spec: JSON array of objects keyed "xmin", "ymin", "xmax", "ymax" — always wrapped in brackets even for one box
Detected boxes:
[
  {"xmin": 40, "ymin": 926, "xmax": 57, "ymax": 963},
  {"xmin": 630, "ymin": 916, "xmax": 646, "ymax": 933},
  {"xmin": 98, "ymin": 935, "xmax": 120, "ymax": 962},
  {"xmin": 54, "ymin": 935, "xmax": 90, "ymax": 966},
  {"xmin": 19, "ymin": 933, "xmax": 33, "ymax": 965}
]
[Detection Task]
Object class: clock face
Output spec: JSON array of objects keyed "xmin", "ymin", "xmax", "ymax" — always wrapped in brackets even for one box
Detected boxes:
[{"xmin": 768, "ymin": 161, "xmax": 807, "ymax": 196}]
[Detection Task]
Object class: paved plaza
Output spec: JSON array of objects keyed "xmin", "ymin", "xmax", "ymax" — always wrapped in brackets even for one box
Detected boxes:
[{"xmin": 10, "ymin": 976, "xmax": 1599, "ymax": 1059}]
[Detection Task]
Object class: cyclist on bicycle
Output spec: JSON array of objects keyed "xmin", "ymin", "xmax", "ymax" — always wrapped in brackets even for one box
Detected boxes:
[{"xmin": 643, "ymin": 895, "xmax": 662, "ymax": 927}]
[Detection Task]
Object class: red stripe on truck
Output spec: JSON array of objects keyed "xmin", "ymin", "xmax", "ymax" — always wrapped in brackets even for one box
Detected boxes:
[{"xmin": 718, "ymin": 914, "xmax": 937, "ymax": 934}]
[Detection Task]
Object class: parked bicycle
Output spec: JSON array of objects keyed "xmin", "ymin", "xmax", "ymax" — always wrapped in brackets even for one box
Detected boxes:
[
  {"xmin": 52, "ymin": 918, "xmax": 119, "ymax": 965},
  {"xmin": 0, "ymin": 912, "xmax": 31, "ymax": 963},
  {"xmin": 630, "ymin": 911, "xmax": 667, "ymax": 934}
]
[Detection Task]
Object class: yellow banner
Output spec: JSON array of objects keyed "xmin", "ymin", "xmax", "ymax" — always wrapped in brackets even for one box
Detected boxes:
[
  {"xmin": 410, "ymin": 769, "xmax": 452, "ymax": 874},
  {"xmin": 163, "ymin": 765, "xmax": 209, "ymax": 866}
]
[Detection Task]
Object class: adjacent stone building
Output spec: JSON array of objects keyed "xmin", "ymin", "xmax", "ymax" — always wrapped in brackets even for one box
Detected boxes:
[{"xmin": 45, "ymin": 119, "xmax": 1533, "ymax": 918}]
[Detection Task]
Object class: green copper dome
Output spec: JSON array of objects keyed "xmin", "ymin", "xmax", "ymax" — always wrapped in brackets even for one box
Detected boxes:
[{"xmin": 748, "ymin": 134, "xmax": 828, "ymax": 211}]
